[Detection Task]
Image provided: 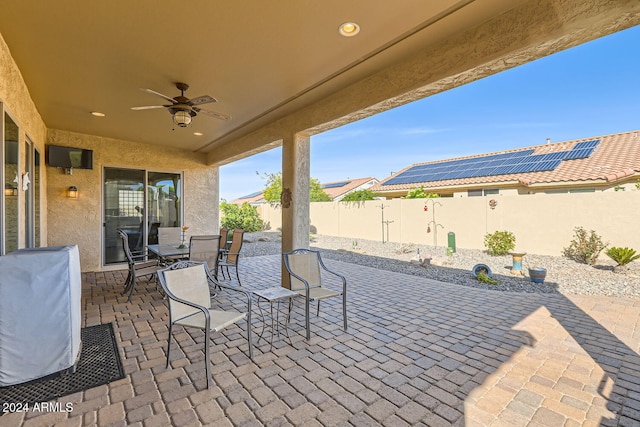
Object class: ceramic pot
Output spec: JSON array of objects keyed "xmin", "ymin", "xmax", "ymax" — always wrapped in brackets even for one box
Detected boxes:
[
  {"xmin": 529, "ymin": 267, "xmax": 547, "ymax": 283},
  {"xmin": 472, "ymin": 264, "xmax": 492, "ymax": 278}
]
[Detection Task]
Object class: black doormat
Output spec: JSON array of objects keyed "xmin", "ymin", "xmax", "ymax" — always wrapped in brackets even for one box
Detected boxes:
[{"xmin": 0, "ymin": 323, "xmax": 125, "ymax": 408}]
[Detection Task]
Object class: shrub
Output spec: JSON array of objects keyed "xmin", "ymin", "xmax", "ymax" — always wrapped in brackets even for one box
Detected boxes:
[
  {"xmin": 476, "ymin": 272, "xmax": 499, "ymax": 285},
  {"xmin": 483, "ymin": 230, "xmax": 516, "ymax": 256},
  {"xmin": 220, "ymin": 202, "xmax": 263, "ymax": 232},
  {"xmin": 405, "ymin": 186, "xmax": 439, "ymax": 199},
  {"xmin": 605, "ymin": 247, "xmax": 640, "ymax": 267},
  {"xmin": 341, "ymin": 189, "xmax": 377, "ymax": 202},
  {"xmin": 562, "ymin": 227, "xmax": 607, "ymax": 265}
]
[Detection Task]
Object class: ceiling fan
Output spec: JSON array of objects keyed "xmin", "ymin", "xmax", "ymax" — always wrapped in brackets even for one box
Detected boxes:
[{"xmin": 131, "ymin": 82, "xmax": 230, "ymax": 127}]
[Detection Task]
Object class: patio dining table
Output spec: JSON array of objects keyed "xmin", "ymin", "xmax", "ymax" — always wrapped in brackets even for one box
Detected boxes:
[{"xmin": 147, "ymin": 244, "xmax": 189, "ymax": 263}]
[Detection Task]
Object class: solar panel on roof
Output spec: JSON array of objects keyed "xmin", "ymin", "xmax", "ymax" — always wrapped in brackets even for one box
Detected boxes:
[
  {"xmin": 564, "ymin": 148, "xmax": 595, "ymax": 160},
  {"xmin": 573, "ymin": 139, "xmax": 600, "ymax": 150},
  {"xmin": 323, "ymin": 181, "xmax": 350, "ymax": 188},
  {"xmin": 239, "ymin": 191, "xmax": 263, "ymax": 199},
  {"xmin": 379, "ymin": 140, "xmax": 602, "ymax": 187}
]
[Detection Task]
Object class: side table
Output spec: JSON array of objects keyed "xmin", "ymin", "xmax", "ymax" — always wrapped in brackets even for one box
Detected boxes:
[{"xmin": 253, "ymin": 287, "xmax": 299, "ymax": 350}]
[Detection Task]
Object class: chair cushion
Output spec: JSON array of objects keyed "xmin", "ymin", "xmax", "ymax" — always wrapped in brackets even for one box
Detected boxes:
[
  {"xmin": 287, "ymin": 252, "xmax": 322, "ymax": 291},
  {"xmin": 135, "ymin": 264, "xmax": 160, "ymax": 277},
  {"xmin": 295, "ymin": 287, "xmax": 341, "ymax": 301},
  {"xmin": 175, "ymin": 309, "xmax": 246, "ymax": 332},
  {"xmin": 163, "ymin": 264, "xmax": 212, "ymax": 321}
]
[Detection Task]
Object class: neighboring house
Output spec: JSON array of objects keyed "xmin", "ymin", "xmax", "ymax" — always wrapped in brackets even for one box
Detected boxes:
[
  {"xmin": 370, "ymin": 130, "xmax": 640, "ymax": 199},
  {"xmin": 232, "ymin": 177, "xmax": 380, "ymax": 205},
  {"xmin": 322, "ymin": 177, "xmax": 380, "ymax": 201},
  {"xmin": 230, "ymin": 191, "xmax": 265, "ymax": 206}
]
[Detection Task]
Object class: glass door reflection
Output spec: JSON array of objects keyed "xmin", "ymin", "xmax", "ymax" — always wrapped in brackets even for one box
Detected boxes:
[
  {"xmin": 147, "ymin": 172, "xmax": 181, "ymax": 245},
  {"xmin": 103, "ymin": 167, "xmax": 145, "ymax": 265},
  {"xmin": 4, "ymin": 113, "xmax": 19, "ymax": 254}
]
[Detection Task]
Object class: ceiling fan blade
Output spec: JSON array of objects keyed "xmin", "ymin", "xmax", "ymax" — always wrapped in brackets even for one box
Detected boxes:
[
  {"xmin": 140, "ymin": 88, "xmax": 177, "ymax": 104},
  {"xmin": 131, "ymin": 105, "xmax": 166, "ymax": 110},
  {"xmin": 189, "ymin": 95, "xmax": 217, "ymax": 106},
  {"xmin": 194, "ymin": 107, "xmax": 231, "ymax": 121}
]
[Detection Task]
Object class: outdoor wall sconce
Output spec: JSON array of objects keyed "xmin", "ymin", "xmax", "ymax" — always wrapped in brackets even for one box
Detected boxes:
[
  {"xmin": 67, "ymin": 186, "xmax": 78, "ymax": 199},
  {"xmin": 489, "ymin": 199, "xmax": 498, "ymax": 209},
  {"xmin": 4, "ymin": 184, "xmax": 18, "ymax": 197}
]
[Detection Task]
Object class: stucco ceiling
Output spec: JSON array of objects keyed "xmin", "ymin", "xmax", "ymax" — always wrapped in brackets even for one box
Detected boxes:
[{"xmin": 0, "ymin": 1, "xmax": 526, "ymax": 153}]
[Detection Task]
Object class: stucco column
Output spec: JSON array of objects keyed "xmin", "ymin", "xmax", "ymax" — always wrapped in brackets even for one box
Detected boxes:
[{"xmin": 281, "ymin": 132, "xmax": 310, "ymax": 288}]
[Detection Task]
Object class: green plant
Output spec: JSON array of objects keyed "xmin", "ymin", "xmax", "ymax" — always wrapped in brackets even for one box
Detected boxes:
[
  {"xmin": 341, "ymin": 189, "xmax": 378, "ymax": 202},
  {"xmin": 476, "ymin": 272, "xmax": 499, "ymax": 285},
  {"xmin": 405, "ymin": 186, "xmax": 439, "ymax": 199},
  {"xmin": 220, "ymin": 202, "xmax": 264, "ymax": 232},
  {"xmin": 562, "ymin": 226, "xmax": 608, "ymax": 265},
  {"xmin": 261, "ymin": 171, "xmax": 331, "ymax": 204},
  {"xmin": 605, "ymin": 247, "xmax": 640, "ymax": 267},
  {"xmin": 483, "ymin": 230, "xmax": 516, "ymax": 256}
]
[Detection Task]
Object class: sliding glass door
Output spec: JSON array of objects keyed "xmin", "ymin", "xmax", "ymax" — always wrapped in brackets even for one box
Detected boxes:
[
  {"xmin": 103, "ymin": 167, "xmax": 181, "ymax": 265},
  {"xmin": 3, "ymin": 112, "xmax": 19, "ymax": 254}
]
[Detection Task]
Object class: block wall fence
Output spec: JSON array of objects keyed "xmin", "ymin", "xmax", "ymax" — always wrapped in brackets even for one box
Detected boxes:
[{"xmin": 258, "ymin": 192, "xmax": 640, "ymax": 256}]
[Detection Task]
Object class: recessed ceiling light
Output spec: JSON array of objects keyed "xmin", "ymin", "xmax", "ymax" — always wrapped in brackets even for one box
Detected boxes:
[
  {"xmin": 91, "ymin": 111, "xmax": 105, "ymax": 117},
  {"xmin": 193, "ymin": 132, "xmax": 203, "ymax": 136},
  {"xmin": 339, "ymin": 22, "xmax": 360, "ymax": 37}
]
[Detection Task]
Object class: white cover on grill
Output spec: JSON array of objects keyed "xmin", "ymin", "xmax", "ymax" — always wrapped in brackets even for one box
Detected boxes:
[{"xmin": 0, "ymin": 245, "xmax": 82, "ymax": 386}]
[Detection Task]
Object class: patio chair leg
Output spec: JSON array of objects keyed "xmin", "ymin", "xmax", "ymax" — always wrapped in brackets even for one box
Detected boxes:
[
  {"xmin": 235, "ymin": 267, "xmax": 241, "ymax": 286},
  {"xmin": 205, "ymin": 328, "xmax": 211, "ymax": 389},
  {"xmin": 126, "ymin": 274, "xmax": 137, "ymax": 302},
  {"xmin": 305, "ymin": 298, "xmax": 311, "ymax": 340},
  {"xmin": 343, "ymin": 293, "xmax": 347, "ymax": 332},
  {"xmin": 317, "ymin": 300, "xmax": 320, "ymax": 316},
  {"xmin": 246, "ymin": 311, "xmax": 253, "ymax": 360},
  {"xmin": 166, "ymin": 323, "xmax": 173, "ymax": 368},
  {"xmin": 122, "ymin": 273, "xmax": 133, "ymax": 296}
]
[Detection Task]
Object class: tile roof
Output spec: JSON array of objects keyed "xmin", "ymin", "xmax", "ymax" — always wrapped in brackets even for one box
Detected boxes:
[
  {"xmin": 321, "ymin": 177, "xmax": 379, "ymax": 199},
  {"xmin": 231, "ymin": 191, "xmax": 265, "ymax": 205},
  {"xmin": 231, "ymin": 177, "xmax": 379, "ymax": 204},
  {"xmin": 371, "ymin": 130, "xmax": 640, "ymax": 192}
]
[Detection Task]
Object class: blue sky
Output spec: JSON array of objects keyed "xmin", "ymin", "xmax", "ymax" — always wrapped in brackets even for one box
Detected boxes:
[{"xmin": 220, "ymin": 25, "xmax": 640, "ymax": 202}]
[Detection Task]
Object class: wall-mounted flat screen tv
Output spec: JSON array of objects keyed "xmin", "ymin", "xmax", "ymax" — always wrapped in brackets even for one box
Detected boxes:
[{"xmin": 46, "ymin": 145, "xmax": 93, "ymax": 169}]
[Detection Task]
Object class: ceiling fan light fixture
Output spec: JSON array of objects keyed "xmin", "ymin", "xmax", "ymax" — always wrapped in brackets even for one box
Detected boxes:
[{"xmin": 173, "ymin": 110, "xmax": 192, "ymax": 127}]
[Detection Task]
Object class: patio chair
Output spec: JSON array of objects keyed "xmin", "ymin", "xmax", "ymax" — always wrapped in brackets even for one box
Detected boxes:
[
  {"xmin": 158, "ymin": 227, "xmax": 181, "ymax": 245},
  {"xmin": 218, "ymin": 227, "xmax": 229, "ymax": 259},
  {"xmin": 158, "ymin": 260, "xmax": 253, "ymax": 388},
  {"xmin": 218, "ymin": 229, "xmax": 245, "ymax": 286},
  {"xmin": 282, "ymin": 249, "xmax": 347, "ymax": 340},
  {"xmin": 118, "ymin": 229, "xmax": 162, "ymax": 302},
  {"xmin": 189, "ymin": 235, "xmax": 222, "ymax": 279}
]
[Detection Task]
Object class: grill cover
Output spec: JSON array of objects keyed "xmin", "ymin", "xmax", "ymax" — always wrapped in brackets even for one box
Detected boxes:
[{"xmin": 0, "ymin": 245, "xmax": 81, "ymax": 386}]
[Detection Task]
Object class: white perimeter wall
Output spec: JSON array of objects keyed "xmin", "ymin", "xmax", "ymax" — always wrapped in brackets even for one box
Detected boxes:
[{"xmin": 259, "ymin": 192, "xmax": 640, "ymax": 256}]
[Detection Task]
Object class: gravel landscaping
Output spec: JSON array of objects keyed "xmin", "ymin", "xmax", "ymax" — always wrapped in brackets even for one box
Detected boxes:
[{"xmin": 241, "ymin": 232, "xmax": 640, "ymax": 298}]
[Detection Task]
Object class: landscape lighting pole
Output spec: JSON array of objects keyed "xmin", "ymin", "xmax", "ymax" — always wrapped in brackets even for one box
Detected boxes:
[{"xmin": 378, "ymin": 204, "xmax": 390, "ymax": 243}]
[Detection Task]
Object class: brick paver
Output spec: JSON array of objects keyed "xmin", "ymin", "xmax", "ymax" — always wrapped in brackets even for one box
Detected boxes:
[{"xmin": 5, "ymin": 255, "xmax": 640, "ymax": 426}]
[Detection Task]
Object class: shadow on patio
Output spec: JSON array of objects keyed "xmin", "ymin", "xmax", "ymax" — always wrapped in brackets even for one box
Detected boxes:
[{"xmin": 6, "ymin": 254, "xmax": 640, "ymax": 426}]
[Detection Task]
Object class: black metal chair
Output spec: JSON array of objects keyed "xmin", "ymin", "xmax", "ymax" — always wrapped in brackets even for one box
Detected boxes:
[
  {"xmin": 282, "ymin": 248, "xmax": 347, "ymax": 340},
  {"xmin": 118, "ymin": 229, "xmax": 162, "ymax": 302},
  {"xmin": 189, "ymin": 234, "xmax": 221, "ymax": 279},
  {"xmin": 218, "ymin": 229, "xmax": 245, "ymax": 285},
  {"xmin": 157, "ymin": 260, "xmax": 253, "ymax": 388}
]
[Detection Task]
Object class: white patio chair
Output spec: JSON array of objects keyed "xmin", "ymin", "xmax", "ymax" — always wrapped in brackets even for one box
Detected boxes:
[
  {"xmin": 157, "ymin": 261, "xmax": 253, "ymax": 388},
  {"xmin": 282, "ymin": 249, "xmax": 347, "ymax": 340}
]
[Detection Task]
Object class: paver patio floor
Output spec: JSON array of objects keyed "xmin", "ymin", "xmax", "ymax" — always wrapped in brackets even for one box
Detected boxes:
[{"xmin": 5, "ymin": 254, "xmax": 640, "ymax": 426}]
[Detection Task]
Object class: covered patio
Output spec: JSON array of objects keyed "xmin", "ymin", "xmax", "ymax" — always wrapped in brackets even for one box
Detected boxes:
[
  {"xmin": 6, "ymin": 255, "xmax": 640, "ymax": 426},
  {"xmin": 2, "ymin": 2, "xmax": 640, "ymax": 426}
]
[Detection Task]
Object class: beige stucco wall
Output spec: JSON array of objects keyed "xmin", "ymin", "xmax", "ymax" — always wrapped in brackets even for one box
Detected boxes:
[
  {"xmin": 0, "ymin": 32, "xmax": 49, "ymax": 250},
  {"xmin": 47, "ymin": 129, "xmax": 219, "ymax": 272},
  {"xmin": 261, "ymin": 192, "xmax": 640, "ymax": 256}
]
